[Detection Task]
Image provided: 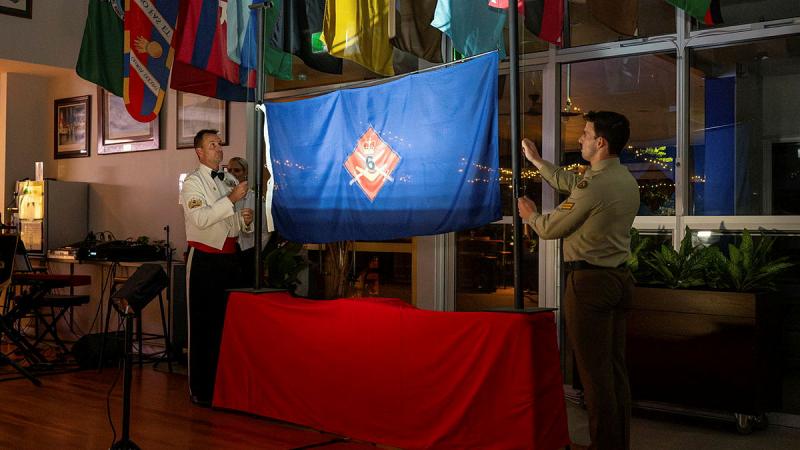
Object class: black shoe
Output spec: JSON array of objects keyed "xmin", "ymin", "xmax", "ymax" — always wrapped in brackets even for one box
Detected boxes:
[{"xmin": 190, "ymin": 395, "xmax": 212, "ymax": 408}]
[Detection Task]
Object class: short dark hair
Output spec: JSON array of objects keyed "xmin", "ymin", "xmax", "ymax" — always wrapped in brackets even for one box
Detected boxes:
[
  {"xmin": 582, "ymin": 111, "xmax": 630, "ymax": 155},
  {"xmin": 193, "ymin": 129, "xmax": 219, "ymax": 149}
]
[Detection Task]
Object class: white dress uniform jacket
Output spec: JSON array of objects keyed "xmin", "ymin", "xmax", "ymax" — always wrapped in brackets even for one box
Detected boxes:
[{"xmin": 181, "ymin": 165, "xmax": 253, "ymax": 250}]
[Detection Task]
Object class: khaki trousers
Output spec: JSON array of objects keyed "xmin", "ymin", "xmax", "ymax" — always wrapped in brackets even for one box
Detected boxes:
[{"xmin": 564, "ymin": 267, "xmax": 634, "ymax": 450}]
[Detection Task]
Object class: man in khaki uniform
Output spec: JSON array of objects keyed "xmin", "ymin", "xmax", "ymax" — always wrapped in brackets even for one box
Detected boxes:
[{"xmin": 518, "ymin": 111, "xmax": 639, "ymax": 450}]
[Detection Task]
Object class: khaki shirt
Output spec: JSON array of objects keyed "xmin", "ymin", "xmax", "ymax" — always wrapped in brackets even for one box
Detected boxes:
[{"xmin": 525, "ymin": 157, "xmax": 639, "ymax": 267}]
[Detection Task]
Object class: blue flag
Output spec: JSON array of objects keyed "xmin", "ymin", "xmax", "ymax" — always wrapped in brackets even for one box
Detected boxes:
[{"xmin": 262, "ymin": 52, "xmax": 501, "ymax": 243}]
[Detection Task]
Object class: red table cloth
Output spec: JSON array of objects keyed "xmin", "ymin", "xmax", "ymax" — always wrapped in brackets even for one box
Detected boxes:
[{"xmin": 214, "ymin": 292, "xmax": 569, "ymax": 449}]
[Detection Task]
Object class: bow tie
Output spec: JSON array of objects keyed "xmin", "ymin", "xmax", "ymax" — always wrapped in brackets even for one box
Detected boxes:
[{"xmin": 210, "ymin": 169, "xmax": 224, "ymax": 181}]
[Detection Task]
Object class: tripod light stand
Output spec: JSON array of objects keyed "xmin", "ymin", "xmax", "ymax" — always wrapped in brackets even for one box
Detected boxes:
[
  {"xmin": 109, "ymin": 263, "xmax": 169, "ymax": 450},
  {"xmin": 111, "ymin": 306, "xmax": 139, "ymax": 450}
]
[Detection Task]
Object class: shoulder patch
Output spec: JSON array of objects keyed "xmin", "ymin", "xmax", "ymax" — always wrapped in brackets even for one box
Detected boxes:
[
  {"xmin": 188, "ymin": 198, "xmax": 203, "ymax": 209},
  {"xmin": 559, "ymin": 201, "xmax": 575, "ymax": 211},
  {"xmin": 577, "ymin": 180, "xmax": 589, "ymax": 189}
]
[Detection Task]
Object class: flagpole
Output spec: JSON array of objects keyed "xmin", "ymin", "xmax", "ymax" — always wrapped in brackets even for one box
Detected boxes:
[
  {"xmin": 250, "ymin": 0, "xmax": 271, "ymax": 290},
  {"xmin": 508, "ymin": 3, "xmax": 524, "ymax": 310}
]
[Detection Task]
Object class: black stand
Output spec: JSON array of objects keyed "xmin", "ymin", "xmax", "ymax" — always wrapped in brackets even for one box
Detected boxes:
[{"xmin": 111, "ymin": 312, "xmax": 139, "ymax": 450}]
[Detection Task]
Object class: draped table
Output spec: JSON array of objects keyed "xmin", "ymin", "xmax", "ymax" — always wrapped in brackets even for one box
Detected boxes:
[{"xmin": 214, "ymin": 292, "xmax": 569, "ymax": 449}]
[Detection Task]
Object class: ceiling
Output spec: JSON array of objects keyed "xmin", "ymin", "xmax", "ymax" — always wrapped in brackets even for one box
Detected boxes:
[{"xmin": 0, "ymin": 58, "xmax": 72, "ymax": 78}]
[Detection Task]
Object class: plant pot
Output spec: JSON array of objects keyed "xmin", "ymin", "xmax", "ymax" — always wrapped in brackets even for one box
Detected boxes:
[{"xmin": 626, "ymin": 286, "xmax": 782, "ymax": 415}]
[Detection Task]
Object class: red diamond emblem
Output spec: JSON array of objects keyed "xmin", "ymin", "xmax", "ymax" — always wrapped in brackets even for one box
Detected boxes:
[{"xmin": 344, "ymin": 127, "xmax": 401, "ymax": 201}]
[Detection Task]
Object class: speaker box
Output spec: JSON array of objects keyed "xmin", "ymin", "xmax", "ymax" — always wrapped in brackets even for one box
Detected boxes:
[
  {"xmin": 71, "ymin": 332, "xmax": 124, "ymax": 369},
  {"xmin": 111, "ymin": 263, "xmax": 169, "ymax": 313}
]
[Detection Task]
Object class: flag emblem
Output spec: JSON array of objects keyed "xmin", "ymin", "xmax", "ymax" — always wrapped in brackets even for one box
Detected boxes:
[{"xmin": 344, "ymin": 127, "xmax": 401, "ymax": 202}]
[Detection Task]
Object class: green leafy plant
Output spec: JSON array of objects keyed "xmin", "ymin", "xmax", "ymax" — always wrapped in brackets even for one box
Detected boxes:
[
  {"xmin": 707, "ymin": 229, "xmax": 794, "ymax": 292},
  {"xmin": 643, "ymin": 227, "xmax": 717, "ymax": 289},
  {"xmin": 627, "ymin": 228, "xmax": 652, "ymax": 282},
  {"xmin": 264, "ymin": 241, "xmax": 308, "ymax": 290}
]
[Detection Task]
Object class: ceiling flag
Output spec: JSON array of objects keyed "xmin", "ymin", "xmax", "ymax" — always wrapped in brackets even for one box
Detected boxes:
[
  {"xmin": 390, "ymin": 0, "xmax": 443, "ymax": 63},
  {"xmin": 123, "ymin": 0, "xmax": 179, "ymax": 122},
  {"xmin": 321, "ymin": 0, "xmax": 395, "ymax": 76},
  {"xmin": 666, "ymin": 0, "xmax": 723, "ymax": 26},
  {"xmin": 227, "ymin": 0, "xmax": 294, "ymax": 80},
  {"xmin": 76, "ymin": 0, "xmax": 125, "ymax": 97},
  {"xmin": 520, "ymin": 0, "xmax": 563, "ymax": 46},
  {"xmin": 174, "ymin": 0, "xmax": 256, "ymax": 90},
  {"xmin": 432, "ymin": 0, "xmax": 507, "ymax": 58}
]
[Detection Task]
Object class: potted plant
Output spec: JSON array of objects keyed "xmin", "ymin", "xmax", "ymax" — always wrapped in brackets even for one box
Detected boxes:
[
  {"xmin": 263, "ymin": 239, "xmax": 308, "ymax": 292},
  {"xmin": 626, "ymin": 228, "xmax": 793, "ymax": 433}
]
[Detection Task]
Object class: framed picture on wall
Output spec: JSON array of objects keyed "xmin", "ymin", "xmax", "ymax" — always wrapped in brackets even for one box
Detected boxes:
[
  {"xmin": 98, "ymin": 88, "xmax": 160, "ymax": 155},
  {"xmin": 176, "ymin": 92, "xmax": 228, "ymax": 149},
  {"xmin": 54, "ymin": 95, "xmax": 90, "ymax": 159},
  {"xmin": 0, "ymin": 0, "xmax": 32, "ymax": 19}
]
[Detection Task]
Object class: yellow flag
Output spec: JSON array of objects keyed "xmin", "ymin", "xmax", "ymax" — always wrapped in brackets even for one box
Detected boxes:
[{"xmin": 321, "ymin": 0, "xmax": 395, "ymax": 76}]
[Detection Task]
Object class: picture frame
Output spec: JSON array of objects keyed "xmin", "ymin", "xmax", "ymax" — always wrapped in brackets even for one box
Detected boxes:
[
  {"xmin": 54, "ymin": 95, "xmax": 90, "ymax": 159},
  {"xmin": 98, "ymin": 87, "xmax": 161, "ymax": 155},
  {"xmin": 176, "ymin": 91, "xmax": 228, "ymax": 149},
  {"xmin": 0, "ymin": 0, "xmax": 32, "ymax": 19}
]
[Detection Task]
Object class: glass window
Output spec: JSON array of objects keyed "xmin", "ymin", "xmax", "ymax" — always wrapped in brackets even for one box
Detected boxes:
[
  {"xmin": 455, "ymin": 71, "xmax": 543, "ymax": 311},
  {"xmin": 455, "ymin": 223, "xmax": 539, "ymax": 311},
  {"xmin": 351, "ymin": 249, "xmax": 412, "ymax": 303},
  {"xmin": 692, "ymin": 0, "xmax": 800, "ymax": 30},
  {"xmin": 499, "ymin": 71, "xmax": 544, "ymax": 217},
  {"xmin": 567, "ymin": 0, "xmax": 675, "ymax": 48},
  {"xmin": 505, "ymin": 16, "xmax": 549, "ymax": 55},
  {"xmin": 689, "ymin": 36, "xmax": 800, "ymax": 215},
  {"xmin": 561, "ymin": 54, "xmax": 677, "ymax": 215}
]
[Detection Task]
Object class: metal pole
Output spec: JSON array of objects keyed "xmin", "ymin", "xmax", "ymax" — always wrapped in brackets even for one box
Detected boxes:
[
  {"xmin": 508, "ymin": 3, "xmax": 523, "ymax": 310},
  {"xmin": 250, "ymin": 1, "xmax": 271, "ymax": 290}
]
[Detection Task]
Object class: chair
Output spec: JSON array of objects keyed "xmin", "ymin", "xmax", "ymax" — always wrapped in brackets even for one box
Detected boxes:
[
  {"xmin": 0, "ymin": 234, "xmax": 41, "ymax": 385},
  {"xmin": 10, "ymin": 240, "xmax": 90, "ymax": 358}
]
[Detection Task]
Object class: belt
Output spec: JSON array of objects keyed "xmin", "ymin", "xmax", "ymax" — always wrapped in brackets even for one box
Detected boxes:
[
  {"xmin": 188, "ymin": 237, "xmax": 238, "ymax": 254},
  {"xmin": 565, "ymin": 260, "xmax": 626, "ymax": 271}
]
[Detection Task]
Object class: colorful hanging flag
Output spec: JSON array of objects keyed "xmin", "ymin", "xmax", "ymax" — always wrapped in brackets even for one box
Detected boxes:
[
  {"xmin": 170, "ymin": 60, "xmax": 254, "ymax": 101},
  {"xmin": 588, "ymin": 0, "xmax": 638, "ymax": 36},
  {"xmin": 227, "ymin": 0, "xmax": 294, "ymax": 80},
  {"xmin": 432, "ymin": 0, "xmax": 507, "ymax": 58},
  {"xmin": 666, "ymin": 0, "xmax": 723, "ymax": 26},
  {"xmin": 488, "ymin": 0, "xmax": 524, "ymax": 11},
  {"xmin": 123, "ymin": 0, "xmax": 179, "ymax": 122},
  {"xmin": 390, "ymin": 0, "xmax": 443, "ymax": 63},
  {"xmin": 519, "ymin": 0, "xmax": 563, "ymax": 46},
  {"xmin": 260, "ymin": 52, "xmax": 501, "ymax": 243},
  {"xmin": 76, "ymin": 0, "xmax": 125, "ymax": 97},
  {"xmin": 271, "ymin": 0, "xmax": 344, "ymax": 75},
  {"xmin": 321, "ymin": 0, "xmax": 395, "ymax": 76},
  {"xmin": 175, "ymin": 0, "xmax": 256, "ymax": 90}
]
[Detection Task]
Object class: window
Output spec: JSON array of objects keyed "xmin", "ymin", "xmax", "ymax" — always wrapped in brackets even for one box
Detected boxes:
[
  {"xmin": 567, "ymin": 0, "xmax": 675, "ymax": 48},
  {"xmin": 455, "ymin": 70, "xmax": 543, "ymax": 310},
  {"xmin": 689, "ymin": 36, "xmax": 800, "ymax": 215},
  {"xmin": 561, "ymin": 54, "xmax": 678, "ymax": 215}
]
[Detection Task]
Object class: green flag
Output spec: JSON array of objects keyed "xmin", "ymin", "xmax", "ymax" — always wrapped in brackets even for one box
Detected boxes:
[
  {"xmin": 665, "ymin": 0, "xmax": 711, "ymax": 21},
  {"xmin": 76, "ymin": 0, "xmax": 124, "ymax": 97}
]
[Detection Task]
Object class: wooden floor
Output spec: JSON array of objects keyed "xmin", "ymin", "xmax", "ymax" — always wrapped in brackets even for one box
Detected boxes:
[{"xmin": 0, "ymin": 365, "xmax": 378, "ymax": 449}]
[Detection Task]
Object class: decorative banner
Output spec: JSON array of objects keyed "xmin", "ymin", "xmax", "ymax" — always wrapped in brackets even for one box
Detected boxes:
[
  {"xmin": 124, "ymin": 0, "xmax": 179, "ymax": 122},
  {"xmin": 261, "ymin": 52, "xmax": 501, "ymax": 243}
]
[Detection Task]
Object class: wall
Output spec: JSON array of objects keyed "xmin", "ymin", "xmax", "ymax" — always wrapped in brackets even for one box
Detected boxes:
[
  {"xmin": 44, "ymin": 72, "xmax": 248, "ymax": 255},
  {"xmin": 2, "ymin": 72, "xmax": 49, "ymax": 213},
  {"xmin": 0, "ymin": 0, "xmax": 88, "ymax": 69}
]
